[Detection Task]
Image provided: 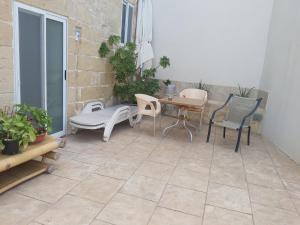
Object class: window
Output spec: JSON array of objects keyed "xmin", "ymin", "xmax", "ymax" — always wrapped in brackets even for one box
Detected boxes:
[{"xmin": 121, "ymin": 1, "xmax": 134, "ymax": 44}]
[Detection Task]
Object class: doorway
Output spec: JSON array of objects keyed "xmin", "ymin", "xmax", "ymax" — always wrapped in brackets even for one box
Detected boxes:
[{"xmin": 14, "ymin": 2, "xmax": 67, "ymax": 137}]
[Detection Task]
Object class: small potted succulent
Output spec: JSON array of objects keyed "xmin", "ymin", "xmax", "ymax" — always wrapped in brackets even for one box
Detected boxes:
[
  {"xmin": 16, "ymin": 104, "xmax": 52, "ymax": 144},
  {"xmin": 236, "ymin": 84, "xmax": 255, "ymax": 98},
  {"xmin": 163, "ymin": 79, "xmax": 176, "ymax": 99},
  {"xmin": 0, "ymin": 114, "xmax": 36, "ymax": 155}
]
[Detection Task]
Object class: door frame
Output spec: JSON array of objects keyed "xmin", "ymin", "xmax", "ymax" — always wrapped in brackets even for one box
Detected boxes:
[{"xmin": 13, "ymin": 2, "xmax": 68, "ymax": 137}]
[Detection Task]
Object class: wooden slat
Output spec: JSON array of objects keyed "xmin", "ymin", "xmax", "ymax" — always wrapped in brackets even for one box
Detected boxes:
[
  {"xmin": 0, "ymin": 136, "xmax": 58, "ymax": 173},
  {"xmin": 0, "ymin": 160, "xmax": 48, "ymax": 194}
]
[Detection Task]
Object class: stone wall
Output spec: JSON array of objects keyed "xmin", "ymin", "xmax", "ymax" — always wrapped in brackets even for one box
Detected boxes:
[{"xmin": 0, "ymin": 0, "xmax": 137, "ymax": 129}]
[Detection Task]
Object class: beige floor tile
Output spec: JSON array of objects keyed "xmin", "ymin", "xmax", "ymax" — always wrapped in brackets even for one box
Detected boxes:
[
  {"xmin": 159, "ymin": 185, "xmax": 206, "ymax": 216},
  {"xmin": 90, "ymin": 220, "xmax": 113, "ymax": 225},
  {"xmin": 100, "ymin": 141, "xmax": 127, "ymax": 154},
  {"xmin": 28, "ymin": 223, "xmax": 43, "ymax": 225},
  {"xmin": 0, "ymin": 192, "xmax": 48, "ymax": 225},
  {"xmin": 168, "ymin": 167, "xmax": 209, "ymax": 192},
  {"xmin": 121, "ymin": 175, "xmax": 166, "ymax": 201},
  {"xmin": 96, "ymin": 159, "xmax": 137, "ymax": 180},
  {"xmin": 203, "ymin": 205, "xmax": 253, "ymax": 225},
  {"xmin": 135, "ymin": 161, "xmax": 174, "ymax": 181},
  {"xmin": 245, "ymin": 164, "xmax": 284, "ymax": 189},
  {"xmin": 213, "ymin": 152, "xmax": 244, "ymax": 169},
  {"xmin": 148, "ymin": 149, "xmax": 182, "ymax": 166},
  {"xmin": 74, "ymin": 151, "xmax": 114, "ymax": 166},
  {"xmin": 70, "ymin": 174, "xmax": 124, "ymax": 204},
  {"xmin": 97, "ymin": 193, "xmax": 156, "ymax": 225},
  {"xmin": 210, "ymin": 166, "xmax": 247, "ymax": 189},
  {"xmin": 16, "ymin": 174, "xmax": 78, "ymax": 203},
  {"xmin": 252, "ymin": 203, "xmax": 300, "ymax": 225},
  {"xmin": 283, "ymin": 180, "xmax": 300, "ymax": 199},
  {"xmin": 148, "ymin": 207, "xmax": 202, "ymax": 225},
  {"xmin": 177, "ymin": 157, "xmax": 211, "ymax": 171},
  {"xmin": 293, "ymin": 198, "xmax": 300, "ymax": 214},
  {"xmin": 242, "ymin": 149, "xmax": 273, "ymax": 166},
  {"xmin": 248, "ymin": 184, "xmax": 295, "ymax": 211},
  {"xmin": 276, "ymin": 165, "xmax": 300, "ymax": 184},
  {"xmin": 36, "ymin": 195, "xmax": 103, "ymax": 225},
  {"xmin": 52, "ymin": 158, "xmax": 98, "ymax": 181},
  {"xmin": 207, "ymin": 183, "xmax": 251, "ymax": 214}
]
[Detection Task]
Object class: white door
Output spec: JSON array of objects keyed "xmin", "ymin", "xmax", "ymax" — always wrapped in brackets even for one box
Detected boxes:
[{"xmin": 14, "ymin": 3, "xmax": 67, "ymax": 137}]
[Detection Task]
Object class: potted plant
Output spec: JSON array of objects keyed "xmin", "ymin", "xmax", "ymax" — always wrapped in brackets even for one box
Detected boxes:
[
  {"xmin": 195, "ymin": 80, "xmax": 209, "ymax": 93},
  {"xmin": 163, "ymin": 79, "xmax": 176, "ymax": 99},
  {"xmin": 0, "ymin": 114, "xmax": 36, "ymax": 155},
  {"xmin": 236, "ymin": 84, "xmax": 255, "ymax": 98},
  {"xmin": 99, "ymin": 35, "xmax": 170, "ymax": 103},
  {"xmin": 16, "ymin": 104, "xmax": 52, "ymax": 144}
]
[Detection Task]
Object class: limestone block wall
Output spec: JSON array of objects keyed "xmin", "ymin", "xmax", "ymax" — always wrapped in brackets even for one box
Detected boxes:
[{"xmin": 0, "ymin": 0, "xmax": 137, "ymax": 121}]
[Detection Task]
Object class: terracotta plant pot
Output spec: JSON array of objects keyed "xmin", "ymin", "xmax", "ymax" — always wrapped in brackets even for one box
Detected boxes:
[
  {"xmin": 2, "ymin": 139, "xmax": 20, "ymax": 155},
  {"xmin": 32, "ymin": 133, "xmax": 47, "ymax": 144}
]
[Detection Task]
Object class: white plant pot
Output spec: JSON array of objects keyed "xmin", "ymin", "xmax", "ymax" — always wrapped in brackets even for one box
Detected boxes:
[{"xmin": 164, "ymin": 84, "xmax": 176, "ymax": 98}]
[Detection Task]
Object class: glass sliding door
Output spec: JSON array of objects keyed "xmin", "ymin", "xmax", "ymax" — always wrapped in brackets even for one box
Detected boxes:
[
  {"xmin": 18, "ymin": 10, "xmax": 43, "ymax": 108},
  {"xmin": 15, "ymin": 3, "xmax": 67, "ymax": 137},
  {"xmin": 46, "ymin": 18, "xmax": 64, "ymax": 134}
]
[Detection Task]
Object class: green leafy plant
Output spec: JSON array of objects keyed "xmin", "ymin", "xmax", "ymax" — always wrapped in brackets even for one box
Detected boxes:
[
  {"xmin": 0, "ymin": 114, "xmax": 36, "ymax": 150},
  {"xmin": 195, "ymin": 80, "xmax": 209, "ymax": 93},
  {"xmin": 237, "ymin": 84, "xmax": 255, "ymax": 98},
  {"xmin": 99, "ymin": 35, "xmax": 170, "ymax": 103},
  {"xmin": 16, "ymin": 104, "xmax": 52, "ymax": 134},
  {"xmin": 163, "ymin": 79, "xmax": 171, "ymax": 86}
]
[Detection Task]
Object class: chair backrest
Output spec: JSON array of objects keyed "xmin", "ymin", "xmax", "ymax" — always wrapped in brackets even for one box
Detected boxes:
[
  {"xmin": 179, "ymin": 89, "xmax": 208, "ymax": 102},
  {"xmin": 135, "ymin": 94, "xmax": 159, "ymax": 115},
  {"xmin": 226, "ymin": 96, "xmax": 258, "ymax": 126}
]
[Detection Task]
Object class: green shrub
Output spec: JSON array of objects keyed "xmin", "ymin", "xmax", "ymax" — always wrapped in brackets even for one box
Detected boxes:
[{"xmin": 99, "ymin": 35, "xmax": 170, "ymax": 103}]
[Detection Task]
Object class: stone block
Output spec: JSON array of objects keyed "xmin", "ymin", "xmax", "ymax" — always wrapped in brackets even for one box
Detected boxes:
[
  {"xmin": 0, "ymin": 46, "xmax": 13, "ymax": 70},
  {"xmin": 0, "ymin": 0, "xmax": 12, "ymax": 21},
  {"xmin": 79, "ymin": 40, "xmax": 99, "ymax": 57},
  {"xmin": 0, "ymin": 21, "xmax": 12, "ymax": 46},
  {"xmin": 68, "ymin": 54, "xmax": 77, "ymax": 71},
  {"xmin": 0, "ymin": 92, "xmax": 13, "ymax": 108},
  {"xmin": 80, "ymin": 86, "xmax": 103, "ymax": 101},
  {"xmin": 0, "ymin": 69, "xmax": 13, "ymax": 93},
  {"xmin": 77, "ymin": 55, "xmax": 106, "ymax": 72}
]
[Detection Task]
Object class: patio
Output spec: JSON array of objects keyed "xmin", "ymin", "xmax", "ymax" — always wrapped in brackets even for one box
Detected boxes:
[{"xmin": 1, "ymin": 117, "xmax": 300, "ymax": 225}]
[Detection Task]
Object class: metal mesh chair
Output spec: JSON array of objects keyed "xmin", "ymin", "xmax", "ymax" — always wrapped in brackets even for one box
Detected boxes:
[{"xmin": 206, "ymin": 94, "xmax": 262, "ymax": 152}]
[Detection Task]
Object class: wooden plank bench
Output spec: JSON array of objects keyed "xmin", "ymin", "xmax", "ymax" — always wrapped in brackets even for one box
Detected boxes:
[{"xmin": 0, "ymin": 136, "xmax": 59, "ymax": 194}]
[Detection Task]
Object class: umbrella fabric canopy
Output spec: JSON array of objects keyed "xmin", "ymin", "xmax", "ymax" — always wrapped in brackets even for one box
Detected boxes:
[{"xmin": 136, "ymin": 0, "xmax": 154, "ymax": 68}]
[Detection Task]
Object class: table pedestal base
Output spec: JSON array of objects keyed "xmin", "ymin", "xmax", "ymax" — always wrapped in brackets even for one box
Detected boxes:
[{"xmin": 162, "ymin": 109, "xmax": 197, "ymax": 142}]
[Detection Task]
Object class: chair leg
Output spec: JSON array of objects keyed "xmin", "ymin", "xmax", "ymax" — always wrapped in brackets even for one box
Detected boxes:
[
  {"xmin": 235, "ymin": 128, "xmax": 243, "ymax": 152},
  {"xmin": 153, "ymin": 116, "xmax": 156, "ymax": 136},
  {"xmin": 247, "ymin": 126, "xmax": 251, "ymax": 146},
  {"xmin": 223, "ymin": 127, "xmax": 226, "ymax": 139},
  {"xmin": 199, "ymin": 109, "xmax": 204, "ymax": 131},
  {"xmin": 207, "ymin": 120, "xmax": 213, "ymax": 143}
]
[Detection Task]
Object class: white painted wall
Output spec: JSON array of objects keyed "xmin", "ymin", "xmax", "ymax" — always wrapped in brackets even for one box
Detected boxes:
[
  {"xmin": 152, "ymin": 0, "xmax": 274, "ymax": 88},
  {"xmin": 260, "ymin": 0, "xmax": 300, "ymax": 163}
]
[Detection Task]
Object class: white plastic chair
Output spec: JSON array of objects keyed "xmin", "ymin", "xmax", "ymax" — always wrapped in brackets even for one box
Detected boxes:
[
  {"xmin": 179, "ymin": 88, "xmax": 208, "ymax": 129},
  {"xmin": 135, "ymin": 94, "xmax": 161, "ymax": 136}
]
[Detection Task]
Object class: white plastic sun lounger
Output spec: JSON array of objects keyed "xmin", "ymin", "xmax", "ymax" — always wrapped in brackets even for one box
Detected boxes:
[{"xmin": 69, "ymin": 101, "xmax": 138, "ymax": 142}]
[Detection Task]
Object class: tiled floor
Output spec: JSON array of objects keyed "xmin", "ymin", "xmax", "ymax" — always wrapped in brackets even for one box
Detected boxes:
[{"xmin": 1, "ymin": 116, "xmax": 300, "ymax": 225}]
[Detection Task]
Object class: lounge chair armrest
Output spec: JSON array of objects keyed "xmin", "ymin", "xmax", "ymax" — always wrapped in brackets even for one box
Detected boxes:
[
  {"xmin": 239, "ymin": 98, "xmax": 263, "ymax": 129},
  {"xmin": 210, "ymin": 94, "xmax": 234, "ymax": 122},
  {"xmin": 81, "ymin": 101, "xmax": 104, "ymax": 114}
]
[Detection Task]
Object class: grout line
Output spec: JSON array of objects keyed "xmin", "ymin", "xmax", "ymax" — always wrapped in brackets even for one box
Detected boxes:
[
  {"xmin": 240, "ymin": 141, "xmax": 257, "ymax": 225},
  {"xmin": 263, "ymin": 140, "xmax": 300, "ymax": 216},
  {"xmin": 200, "ymin": 126, "xmax": 216, "ymax": 225}
]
